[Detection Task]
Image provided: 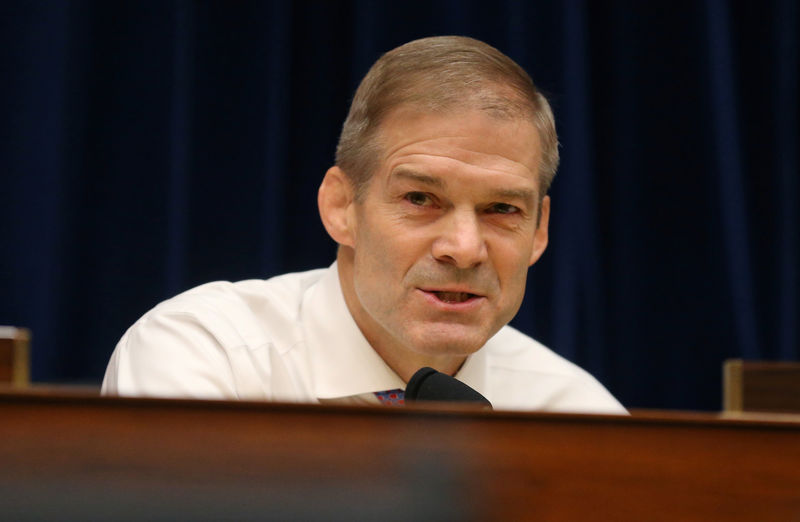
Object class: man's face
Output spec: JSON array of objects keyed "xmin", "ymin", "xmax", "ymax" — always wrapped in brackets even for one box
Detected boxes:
[{"xmin": 344, "ymin": 106, "xmax": 549, "ymax": 361}]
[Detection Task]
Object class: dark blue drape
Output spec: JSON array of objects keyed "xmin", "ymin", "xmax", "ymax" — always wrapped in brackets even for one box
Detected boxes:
[{"xmin": 1, "ymin": 0, "xmax": 797, "ymax": 410}]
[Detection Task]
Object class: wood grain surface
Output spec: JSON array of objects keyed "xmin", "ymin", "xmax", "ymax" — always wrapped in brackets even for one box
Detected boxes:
[{"xmin": 1, "ymin": 389, "xmax": 799, "ymax": 521}]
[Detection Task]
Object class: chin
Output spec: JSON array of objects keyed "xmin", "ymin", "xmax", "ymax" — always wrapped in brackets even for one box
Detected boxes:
[{"xmin": 407, "ymin": 329, "xmax": 488, "ymax": 357}]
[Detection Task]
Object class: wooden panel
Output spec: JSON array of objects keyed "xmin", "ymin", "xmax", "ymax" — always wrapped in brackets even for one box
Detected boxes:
[
  {"xmin": 0, "ymin": 326, "xmax": 29, "ymax": 386},
  {"xmin": 724, "ymin": 359, "xmax": 800, "ymax": 414},
  {"xmin": 1, "ymin": 389, "xmax": 799, "ymax": 521}
]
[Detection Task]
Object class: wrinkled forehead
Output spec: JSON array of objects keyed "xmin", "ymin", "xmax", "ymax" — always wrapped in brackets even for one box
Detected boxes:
[
  {"xmin": 350, "ymin": 97, "xmax": 540, "ymax": 201},
  {"xmin": 374, "ymin": 104, "xmax": 541, "ymax": 169}
]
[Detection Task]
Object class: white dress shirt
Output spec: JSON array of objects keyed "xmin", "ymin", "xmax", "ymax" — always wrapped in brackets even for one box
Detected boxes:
[{"xmin": 102, "ymin": 263, "xmax": 626, "ymax": 413}]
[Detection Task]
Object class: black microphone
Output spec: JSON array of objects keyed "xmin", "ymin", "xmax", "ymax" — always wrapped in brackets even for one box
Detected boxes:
[{"xmin": 405, "ymin": 367, "xmax": 492, "ymax": 409}]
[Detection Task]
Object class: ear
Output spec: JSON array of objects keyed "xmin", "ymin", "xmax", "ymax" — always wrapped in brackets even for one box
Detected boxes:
[
  {"xmin": 318, "ymin": 166, "xmax": 356, "ymax": 247},
  {"xmin": 529, "ymin": 196, "xmax": 550, "ymax": 266}
]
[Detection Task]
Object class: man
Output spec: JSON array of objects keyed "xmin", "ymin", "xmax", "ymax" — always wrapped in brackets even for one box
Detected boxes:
[{"xmin": 102, "ymin": 36, "xmax": 625, "ymax": 413}]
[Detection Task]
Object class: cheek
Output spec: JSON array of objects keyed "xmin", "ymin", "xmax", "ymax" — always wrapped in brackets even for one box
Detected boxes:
[
  {"xmin": 494, "ymin": 241, "xmax": 532, "ymax": 297},
  {"xmin": 354, "ymin": 221, "xmax": 400, "ymax": 285},
  {"xmin": 359, "ymin": 216, "xmax": 419, "ymax": 261},
  {"xmin": 356, "ymin": 222, "xmax": 389, "ymax": 265}
]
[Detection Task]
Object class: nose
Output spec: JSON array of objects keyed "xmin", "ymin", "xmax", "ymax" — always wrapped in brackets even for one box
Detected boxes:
[{"xmin": 431, "ymin": 209, "xmax": 488, "ymax": 269}]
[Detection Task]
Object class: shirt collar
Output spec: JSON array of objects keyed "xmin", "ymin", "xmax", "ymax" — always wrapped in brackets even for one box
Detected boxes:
[
  {"xmin": 301, "ymin": 262, "xmax": 406, "ymax": 399},
  {"xmin": 455, "ymin": 342, "xmax": 488, "ymax": 393}
]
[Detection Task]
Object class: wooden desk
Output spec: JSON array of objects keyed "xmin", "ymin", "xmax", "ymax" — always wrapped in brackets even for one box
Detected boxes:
[
  {"xmin": 724, "ymin": 359, "xmax": 800, "ymax": 414},
  {"xmin": 1, "ymin": 389, "xmax": 799, "ymax": 521},
  {"xmin": 0, "ymin": 327, "xmax": 30, "ymax": 386}
]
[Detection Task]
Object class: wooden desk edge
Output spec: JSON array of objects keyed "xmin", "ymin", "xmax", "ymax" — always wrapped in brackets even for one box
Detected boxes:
[{"xmin": 3, "ymin": 387, "xmax": 800, "ymax": 430}]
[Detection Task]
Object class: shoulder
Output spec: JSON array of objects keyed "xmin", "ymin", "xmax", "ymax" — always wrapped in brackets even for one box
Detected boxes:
[
  {"xmin": 141, "ymin": 267, "xmax": 327, "ymax": 348},
  {"xmin": 102, "ymin": 267, "xmax": 329, "ymax": 398},
  {"xmin": 481, "ymin": 326, "xmax": 627, "ymax": 414},
  {"xmin": 155, "ymin": 267, "xmax": 327, "ymax": 319}
]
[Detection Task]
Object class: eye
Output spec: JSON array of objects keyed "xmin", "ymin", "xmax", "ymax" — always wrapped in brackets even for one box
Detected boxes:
[
  {"xmin": 405, "ymin": 192, "xmax": 433, "ymax": 206},
  {"xmin": 487, "ymin": 203, "xmax": 520, "ymax": 215}
]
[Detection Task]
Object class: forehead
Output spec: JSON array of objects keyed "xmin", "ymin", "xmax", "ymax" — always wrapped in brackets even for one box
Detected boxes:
[{"xmin": 373, "ymin": 107, "xmax": 542, "ymax": 193}]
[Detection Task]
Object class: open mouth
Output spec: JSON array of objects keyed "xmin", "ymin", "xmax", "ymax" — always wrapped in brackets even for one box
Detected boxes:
[{"xmin": 432, "ymin": 291, "xmax": 478, "ymax": 304}]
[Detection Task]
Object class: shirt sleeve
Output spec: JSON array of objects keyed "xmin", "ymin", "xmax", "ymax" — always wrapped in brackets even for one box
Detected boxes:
[
  {"xmin": 543, "ymin": 373, "xmax": 628, "ymax": 415},
  {"xmin": 101, "ymin": 311, "xmax": 239, "ymax": 400}
]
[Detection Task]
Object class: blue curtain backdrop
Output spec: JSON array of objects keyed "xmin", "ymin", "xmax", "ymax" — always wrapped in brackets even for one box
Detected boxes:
[{"xmin": 1, "ymin": 0, "xmax": 797, "ymax": 410}]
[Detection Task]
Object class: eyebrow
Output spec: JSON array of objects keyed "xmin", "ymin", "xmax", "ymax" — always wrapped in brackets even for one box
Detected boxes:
[
  {"xmin": 391, "ymin": 168, "xmax": 445, "ymax": 189},
  {"xmin": 391, "ymin": 168, "xmax": 538, "ymax": 205},
  {"xmin": 491, "ymin": 187, "xmax": 537, "ymax": 205}
]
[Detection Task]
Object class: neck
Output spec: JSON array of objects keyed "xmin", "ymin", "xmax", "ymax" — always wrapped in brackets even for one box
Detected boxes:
[{"xmin": 335, "ymin": 247, "xmax": 467, "ymax": 383}]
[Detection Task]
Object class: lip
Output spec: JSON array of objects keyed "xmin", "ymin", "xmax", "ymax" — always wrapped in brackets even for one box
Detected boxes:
[
  {"xmin": 418, "ymin": 285, "xmax": 485, "ymax": 296},
  {"xmin": 416, "ymin": 288, "xmax": 486, "ymax": 311}
]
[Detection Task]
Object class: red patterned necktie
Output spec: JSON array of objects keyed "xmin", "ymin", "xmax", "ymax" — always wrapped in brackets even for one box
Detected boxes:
[{"xmin": 374, "ymin": 389, "xmax": 405, "ymax": 406}]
